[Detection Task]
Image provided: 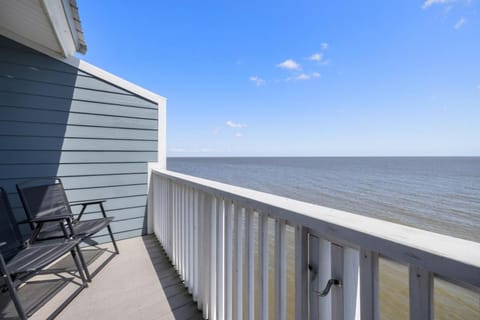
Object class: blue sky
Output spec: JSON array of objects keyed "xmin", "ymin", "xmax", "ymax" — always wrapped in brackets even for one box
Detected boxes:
[{"xmin": 78, "ymin": 0, "xmax": 479, "ymax": 156}]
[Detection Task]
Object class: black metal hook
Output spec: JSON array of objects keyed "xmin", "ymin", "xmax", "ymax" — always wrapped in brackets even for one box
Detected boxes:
[{"xmin": 312, "ymin": 278, "xmax": 342, "ymax": 297}]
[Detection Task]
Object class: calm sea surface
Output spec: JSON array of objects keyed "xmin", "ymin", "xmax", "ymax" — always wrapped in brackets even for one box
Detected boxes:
[{"xmin": 168, "ymin": 157, "xmax": 480, "ymax": 242}]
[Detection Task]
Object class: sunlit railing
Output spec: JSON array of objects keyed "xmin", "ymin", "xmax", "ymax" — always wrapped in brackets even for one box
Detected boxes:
[{"xmin": 148, "ymin": 166, "xmax": 480, "ymax": 320}]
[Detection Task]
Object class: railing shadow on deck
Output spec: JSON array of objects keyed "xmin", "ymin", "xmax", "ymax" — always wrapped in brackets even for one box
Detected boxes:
[{"xmin": 141, "ymin": 235, "xmax": 204, "ymax": 320}]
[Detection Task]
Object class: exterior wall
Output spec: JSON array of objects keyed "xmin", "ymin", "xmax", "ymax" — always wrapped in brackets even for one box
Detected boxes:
[{"xmin": 0, "ymin": 35, "xmax": 159, "ymax": 242}]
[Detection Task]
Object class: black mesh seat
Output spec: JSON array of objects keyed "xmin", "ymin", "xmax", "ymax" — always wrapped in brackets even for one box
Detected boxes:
[
  {"xmin": 0, "ymin": 187, "xmax": 87, "ymax": 320},
  {"xmin": 16, "ymin": 178, "xmax": 119, "ymax": 281}
]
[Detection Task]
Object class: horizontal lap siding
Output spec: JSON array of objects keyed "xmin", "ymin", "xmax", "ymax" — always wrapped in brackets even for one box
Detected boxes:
[{"xmin": 0, "ymin": 36, "xmax": 158, "ymax": 242}]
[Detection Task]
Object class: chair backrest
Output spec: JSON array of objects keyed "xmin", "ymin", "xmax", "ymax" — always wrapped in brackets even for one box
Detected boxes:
[
  {"xmin": 0, "ymin": 187, "xmax": 22, "ymax": 261},
  {"xmin": 16, "ymin": 178, "xmax": 72, "ymax": 221}
]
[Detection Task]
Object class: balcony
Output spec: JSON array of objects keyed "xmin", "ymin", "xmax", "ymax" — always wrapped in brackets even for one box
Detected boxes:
[{"xmin": 1, "ymin": 167, "xmax": 479, "ymax": 319}]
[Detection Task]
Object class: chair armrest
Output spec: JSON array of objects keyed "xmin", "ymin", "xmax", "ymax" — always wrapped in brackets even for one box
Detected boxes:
[
  {"xmin": 70, "ymin": 199, "xmax": 106, "ymax": 207},
  {"xmin": 30, "ymin": 214, "xmax": 72, "ymax": 223}
]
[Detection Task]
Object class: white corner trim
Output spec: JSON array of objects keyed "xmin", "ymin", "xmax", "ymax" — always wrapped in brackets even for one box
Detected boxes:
[
  {"xmin": 40, "ymin": 0, "xmax": 77, "ymax": 57},
  {"xmin": 62, "ymin": 56, "xmax": 167, "ymax": 104}
]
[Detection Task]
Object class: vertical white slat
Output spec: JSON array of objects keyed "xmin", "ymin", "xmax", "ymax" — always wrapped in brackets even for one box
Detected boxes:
[
  {"xmin": 201, "ymin": 192, "xmax": 209, "ymax": 318},
  {"xmin": 216, "ymin": 198, "xmax": 225, "ymax": 320},
  {"xmin": 295, "ymin": 225, "xmax": 308, "ymax": 320},
  {"xmin": 258, "ymin": 213, "xmax": 269, "ymax": 320},
  {"xmin": 235, "ymin": 206, "xmax": 244, "ymax": 320},
  {"xmin": 168, "ymin": 180, "xmax": 173, "ymax": 258},
  {"xmin": 188, "ymin": 187, "xmax": 193, "ymax": 290},
  {"xmin": 274, "ymin": 219, "xmax": 287, "ymax": 320},
  {"xmin": 178, "ymin": 185, "xmax": 185, "ymax": 280},
  {"xmin": 225, "ymin": 201, "xmax": 234, "ymax": 320},
  {"xmin": 193, "ymin": 190, "xmax": 199, "ymax": 301},
  {"xmin": 344, "ymin": 247, "xmax": 360, "ymax": 320},
  {"xmin": 409, "ymin": 265, "xmax": 433, "ymax": 320},
  {"xmin": 186, "ymin": 187, "xmax": 191, "ymax": 289},
  {"xmin": 173, "ymin": 183, "xmax": 177, "ymax": 267},
  {"xmin": 360, "ymin": 249, "xmax": 379, "ymax": 320},
  {"xmin": 209, "ymin": 196, "xmax": 217, "ymax": 320},
  {"xmin": 245, "ymin": 208, "xmax": 255, "ymax": 320},
  {"xmin": 331, "ymin": 244, "xmax": 344, "ymax": 320}
]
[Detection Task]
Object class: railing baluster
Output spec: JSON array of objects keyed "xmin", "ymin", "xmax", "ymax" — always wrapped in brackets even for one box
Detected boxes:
[
  {"xmin": 217, "ymin": 198, "xmax": 225, "ymax": 320},
  {"xmin": 274, "ymin": 219, "xmax": 287, "ymax": 320},
  {"xmin": 225, "ymin": 201, "xmax": 234, "ymax": 320},
  {"xmin": 295, "ymin": 225, "xmax": 308, "ymax": 320},
  {"xmin": 235, "ymin": 206, "xmax": 244, "ymax": 320},
  {"xmin": 360, "ymin": 249, "xmax": 379, "ymax": 320},
  {"xmin": 202, "ymin": 192, "xmax": 209, "ymax": 318},
  {"xmin": 209, "ymin": 196, "xmax": 217, "ymax": 320},
  {"xmin": 258, "ymin": 213, "xmax": 269, "ymax": 320},
  {"xmin": 344, "ymin": 247, "xmax": 360, "ymax": 320},
  {"xmin": 245, "ymin": 208, "xmax": 255, "ymax": 320},
  {"xmin": 193, "ymin": 189, "xmax": 199, "ymax": 301},
  {"xmin": 409, "ymin": 265, "xmax": 433, "ymax": 320}
]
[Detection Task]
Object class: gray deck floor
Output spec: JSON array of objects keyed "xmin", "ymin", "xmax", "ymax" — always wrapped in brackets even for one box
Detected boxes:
[{"xmin": 0, "ymin": 235, "xmax": 203, "ymax": 320}]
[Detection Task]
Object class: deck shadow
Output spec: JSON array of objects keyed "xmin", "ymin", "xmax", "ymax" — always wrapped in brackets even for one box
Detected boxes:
[{"xmin": 142, "ymin": 235, "xmax": 204, "ymax": 320}]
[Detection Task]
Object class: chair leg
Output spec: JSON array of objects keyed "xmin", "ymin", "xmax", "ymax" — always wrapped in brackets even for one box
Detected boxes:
[
  {"xmin": 107, "ymin": 224, "xmax": 119, "ymax": 254},
  {"xmin": 1, "ymin": 256, "xmax": 27, "ymax": 320},
  {"xmin": 74, "ymin": 245, "xmax": 91, "ymax": 282},
  {"xmin": 70, "ymin": 247, "xmax": 88, "ymax": 286}
]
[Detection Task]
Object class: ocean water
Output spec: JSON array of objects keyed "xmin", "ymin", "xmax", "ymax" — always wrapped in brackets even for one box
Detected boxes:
[{"xmin": 168, "ymin": 157, "xmax": 480, "ymax": 243}]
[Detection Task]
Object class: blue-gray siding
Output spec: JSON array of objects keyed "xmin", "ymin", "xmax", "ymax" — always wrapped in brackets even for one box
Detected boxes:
[{"xmin": 0, "ymin": 36, "xmax": 158, "ymax": 242}]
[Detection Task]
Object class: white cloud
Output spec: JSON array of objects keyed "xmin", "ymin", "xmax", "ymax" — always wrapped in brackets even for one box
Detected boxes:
[
  {"xmin": 422, "ymin": 0, "xmax": 453, "ymax": 9},
  {"xmin": 308, "ymin": 53, "xmax": 323, "ymax": 61},
  {"xmin": 277, "ymin": 59, "xmax": 301, "ymax": 70},
  {"xmin": 249, "ymin": 76, "xmax": 266, "ymax": 86},
  {"xmin": 321, "ymin": 42, "xmax": 329, "ymax": 50},
  {"xmin": 235, "ymin": 132, "xmax": 243, "ymax": 137},
  {"xmin": 287, "ymin": 72, "xmax": 321, "ymax": 81},
  {"xmin": 226, "ymin": 121, "xmax": 247, "ymax": 128},
  {"xmin": 454, "ymin": 17, "xmax": 466, "ymax": 29}
]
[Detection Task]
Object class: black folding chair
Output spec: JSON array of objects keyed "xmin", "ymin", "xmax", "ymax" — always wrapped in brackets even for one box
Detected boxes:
[
  {"xmin": 0, "ymin": 187, "xmax": 87, "ymax": 320},
  {"xmin": 16, "ymin": 178, "xmax": 119, "ymax": 281}
]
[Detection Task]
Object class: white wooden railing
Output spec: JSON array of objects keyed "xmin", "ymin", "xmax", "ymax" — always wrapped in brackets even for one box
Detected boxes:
[{"xmin": 148, "ymin": 167, "xmax": 480, "ymax": 320}]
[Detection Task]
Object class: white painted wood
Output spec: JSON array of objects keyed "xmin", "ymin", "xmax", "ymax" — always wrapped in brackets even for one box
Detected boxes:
[
  {"xmin": 309, "ymin": 235, "xmax": 320, "ymax": 320},
  {"xmin": 225, "ymin": 201, "xmax": 234, "ymax": 320},
  {"xmin": 193, "ymin": 190, "xmax": 199, "ymax": 301},
  {"xmin": 360, "ymin": 250, "xmax": 379, "ymax": 320},
  {"xmin": 409, "ymin": 265, "xmax": 434, "ymax": 320},
  {"xmin": 274, "ymin": 219, "xmax": 287, "ymax": 320},
  {"xmin": 151, "ymin": 169, "xmax": 480, "ymax": 287},
  {"xmin": 318, "ymin": 238, "xmax": 332, "ymax": 320},
  {"xmin": 156, "ymin": 99, "xmax": 167, "ymax": 168},
  {"xmin": 235, "ymin": 206, "xmax": 244, "ymax": 320},
  {"xmin": 216, "ymin": 198, "xmax": 225, "ymax": 320},
  {"xmin": 258, "ymin": 213, "xmax": 269, "ymax": 320},
  {"xmin": 295, "ymin": 225, "xmax": 308, "ymax": 320},
  {"xmin": 63, "ymin": 58, "xmax": 167, "ymax": 104},
  {"xmin": 331, "ymin": 244, "xmax": 344, "ymax": 320},
  {"xmin": 245, "ymin": 209, "xmax": 255, "ymax": 320},
  {"xmin": 344, "ymin": 247, "xmax": 360, "ymax": 320},
  {"xmin": 40, "ymin": 0, "xmax": 77, "ymax": 57},
  {"xmin": 210, "ymin": 196, "xmax": 217, "ymax": 320}
]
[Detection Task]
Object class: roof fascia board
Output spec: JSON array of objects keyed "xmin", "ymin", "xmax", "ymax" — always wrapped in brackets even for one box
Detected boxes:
[
  {"xmin": 40, "ymin": 0, "xmax": 76, "ymax": 57},
  {"xmin": 62, "ymin": 55, "xmax": 167, "ymax": 105},
  {"xmin": 61, "ymin": 0, "xmax": 81, "ymax": 53}
]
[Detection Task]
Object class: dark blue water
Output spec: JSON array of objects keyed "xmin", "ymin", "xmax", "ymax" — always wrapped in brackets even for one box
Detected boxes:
[{"xmin": 167, "ymin": 157, "xmax": 480, "ymax": 242}]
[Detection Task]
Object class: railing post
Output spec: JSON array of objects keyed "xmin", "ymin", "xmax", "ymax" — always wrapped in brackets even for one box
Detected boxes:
[
  {"xmin": 225, "ymin": 201, "xmax": 234, "ymax": 320},
  {"xmin": 343, "ymin": 247, "xmax": 360, "ymax": 320},
  {"xmin": 216, "ymin": 197, "xmax": 225, "ymax": 320},
  {"xmin": 409, "ymin": 265, "xmax": 433, "ymax": 320},
  {"xmin": 295, "ymin": 225, "xmax": 308, "ymax": 320}
]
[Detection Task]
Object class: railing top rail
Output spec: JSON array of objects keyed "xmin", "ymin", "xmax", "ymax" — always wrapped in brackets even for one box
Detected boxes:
[{"xmin": 151, "ymin": 167, "xmax": 480, "ymax": 289}]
